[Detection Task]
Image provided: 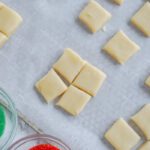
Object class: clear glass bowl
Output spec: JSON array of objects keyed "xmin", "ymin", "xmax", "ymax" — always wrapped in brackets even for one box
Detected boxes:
[
  {"xmin": 0, "ymin": 88, "xmax": 18, "ymax": 150},
  {"xmin": 8, "ymin": 134, "xmax": 71, "ymax": 150}
]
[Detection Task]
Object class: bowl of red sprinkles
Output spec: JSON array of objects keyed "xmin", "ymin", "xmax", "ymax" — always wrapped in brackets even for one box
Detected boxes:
[{"xmin": 8, "ymin": 134, "xmax": 71, "ymax": 150}]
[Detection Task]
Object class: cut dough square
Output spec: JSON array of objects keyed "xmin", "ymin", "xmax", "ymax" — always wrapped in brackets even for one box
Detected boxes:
[
  {"xmin": 35, "ymin": 69, "xmax": 67, "ymax": 103},
  {"xmin": 113, "ymin": 0, "xmax": 124, "ymax": 5},
  {"xmin": 139, "ymin": 142, "xmax": 150, "ymax": 150},
  {"xmin": 73, "ymin": 63, "xmax": 106, "ymax": 96},
  {"xmin": 79, "ymin": 0, "xmax": 111, "ymax": 33},
  {"xmin": 53, "ymin": 48, "xmax": 85, "ymax": 83},
  {"xmin": 145, "ymin": 76, "xmax": 150, "ymax": 87},
  {"xmin": 103, "ymin": 31, "xmax": 140, "ymax": 64},
  {"xmin": 56, "ymin": 85, "xmax": 91, "ymax": 116},
  {"xmin": 0, "ymin": 32, "xmax": 8, "ymax": 48},
  {"xmin": 131, "ymin": 104, "xmax": 150, "ymax": 140},
  {"xmin": 0, "ymin": 2, "xmax": 22, "ymax": 37},
  {"xmin": 131, "ymin": 2, "xmax": 150, "ymax": 37},
  {"xmin": 104, "ymin": 118, "xmax": 140, "ymax": 150}
]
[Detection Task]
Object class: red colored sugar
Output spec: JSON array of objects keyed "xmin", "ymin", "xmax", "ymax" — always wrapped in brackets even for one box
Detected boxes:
[{"xmin": 29, "ymin": 144, "xmax": 60, "ymax": 150}]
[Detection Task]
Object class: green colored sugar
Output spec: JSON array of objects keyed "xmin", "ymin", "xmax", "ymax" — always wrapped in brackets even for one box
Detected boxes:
[{"xmin": 0, "ymin": 105, "xmax": 5, "ymax": 137}]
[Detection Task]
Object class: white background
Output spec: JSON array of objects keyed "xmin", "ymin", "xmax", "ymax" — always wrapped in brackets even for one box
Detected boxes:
[{"xmin": 0, "ymin": 0, "xmax": 150, "ymax": 149}]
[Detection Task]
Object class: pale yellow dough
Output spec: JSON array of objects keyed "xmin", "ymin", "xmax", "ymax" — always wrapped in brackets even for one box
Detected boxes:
[
  {"xmin": 35, "ymin": 69, "xmax": 67, "ymax": 103},
  {"xmin": 113, "ymin": 0, "xmax": 124, "ymax": 5},
  {"xmin": 104, "ymin": 118, "xmax": 140, "ymax": 150},
  {"xmin": 139, "ymin": 142, "xmax": 150, "ymax": 150},
  {"xmin": 131, "ymin": 104, "xmax": 150, "ymax": 140},
  {"xmin": 131, "ymin": 2, "xmax": 150, "ymax": 37},
  {"xmin": 79, "ymin": 0, "xmax": 111, "ymax": 33},
  {"xmin": 0, "ymin": 32, "xmax": 8, "ymax": 48},
  {"xmin": 53, "ymin": 48, "xmax": 85, "ymax": 83},
  {"xmin": 145, "ymin": 76, "xmax": 150, "ymax": 87},
  {"xmin": 0, "ymin": 2, "xmax": 22, "ymax": 37},
  {"xmin": 73, "ymin": 63, "xmax": 106, "ymax": 96},
  {"xmin": 56, "ymin": 85, "xmax": 91, "ymax": 116},
  {"xmin": 103, "ymin": 31, "xmax": 140, "ymax": 64}
]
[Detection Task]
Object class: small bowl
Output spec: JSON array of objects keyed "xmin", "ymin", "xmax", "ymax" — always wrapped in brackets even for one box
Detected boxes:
[
  {"xmin": 8, "ymin": 134, "xmax": 71, "ymax": 150},
  {"xmin": 0, "ymin": 88, "xmax": 18, "ymax": 150}
]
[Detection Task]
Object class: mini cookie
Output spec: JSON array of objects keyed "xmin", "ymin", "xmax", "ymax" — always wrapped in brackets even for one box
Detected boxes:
[
  {"xmin": 113, "ymin": 0, "xmax": 124, "ymax": 5},
  {"xmin": 103, "ymin": 31, "xmax": 140, "ymax": 64},
  {"xmin": 56, "ymin": 85, "xmax": 91, "ymax": 116},
  {"xmin": 145, "ymin": 76, "xmax": 150, "ymax": 87},
  {"xmin": 104, "ymin": 118, "xmax": 140, "ymax": 150},
  {"xmin": 0, "ymin": 2, "xmax": 22, "ymax": 37},
  {"xmin": 53, "ymin": 48, "xmax": 85, "ymax": 83},
  {"xmin": 131, "ymin": 2, "xmax": 150, "ymax": 37},
  {"xmin": 131, "ymin": 104, "xmax": 150, "ymax": 140},
  {"xmin": 73, "ymin": 63, "xmax": 106, "ymax": 96},
  {"xmin": 79, "ymin": 0, "xmax": 111, "ymax": 33},
  {"xmin": 36, "ymin": 69, "xmax": 67, "ymax": 103}
]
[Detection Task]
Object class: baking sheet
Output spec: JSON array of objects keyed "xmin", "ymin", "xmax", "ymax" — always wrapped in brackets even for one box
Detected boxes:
[{"xmin": 0, "ymin": 0, "xmax": 150, "ymax": 149}]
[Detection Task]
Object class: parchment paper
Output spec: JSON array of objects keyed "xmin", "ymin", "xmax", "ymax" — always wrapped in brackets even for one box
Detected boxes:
[{"xmin": 0, "ymin": 0, "xmax": 150, "ymax": 149}]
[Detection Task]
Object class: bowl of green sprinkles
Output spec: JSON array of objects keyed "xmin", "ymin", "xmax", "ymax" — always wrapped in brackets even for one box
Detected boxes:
[{"xmin": 0, "ymin": 88, "xmax": 17, "ymax": 150}]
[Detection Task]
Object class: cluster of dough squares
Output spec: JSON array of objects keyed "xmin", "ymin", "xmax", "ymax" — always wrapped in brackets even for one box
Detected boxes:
[
  {"xmin": 36, "ymin": 48, "xmax": 106, "ymax": 116},
  {"xmin": 0, "ymin": 2, "xmax": 22, "ymax": 48},
  {"xmin": 105, "ymin": 104, "xmax": 150, "ymax": 150}
]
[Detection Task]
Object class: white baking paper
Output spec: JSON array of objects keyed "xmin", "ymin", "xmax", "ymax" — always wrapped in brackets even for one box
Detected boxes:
[{"xmin": 0, "ymin": 0, "xmax": 149, "ymax": 149}]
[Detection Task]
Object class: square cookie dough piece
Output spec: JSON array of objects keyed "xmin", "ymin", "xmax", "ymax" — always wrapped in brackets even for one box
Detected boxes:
[
  {"xmin": 73, "ymin": 63, "xmax": 106, "ymax": 96},
  {"xmin": 104, "ymin": 118, "xmax": 140, "ymax": 150},
  {"xmin": 53, "ymin": 48, "xmax": 85, "ymax": 83},
  {"xmin": 56, "ymin": 85, "xmax": 91, "ymax": 116},
  {"xmin": 131, "ymin": 2, "xmax": 150, "ymax": 37},
  {"xmin": 131, "ymin": 104, "xmax": 150, "ymax": 140},
  {"xmin": 0, "ymin": 32, "xmax": 8, "ymax": 48},
  {"xmin": 79, "ymin": 0, "xmax": 111, "ymax": 33},
  {"xmin": 35, "ymin": 69, "xmax": 67, "ymax": 103},
  {"xmin": 139, "ymin": 142, "xmax": 150, "ymax": 150},
  {"xmin": 103, "ymin": 31, "xmax": 140, "ymax": 64},
  {"xmin": 145, "ymin": 76, "xmax": 150, "ymax": 87},
  {"xmin": 0, "ymin": 2, "xmax": 22, "ymax": 37},
  {"xmin": 113, "ymin": 0, "xmax": 124, "ymax": 5}
]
